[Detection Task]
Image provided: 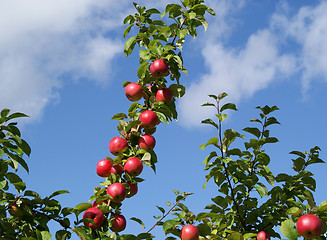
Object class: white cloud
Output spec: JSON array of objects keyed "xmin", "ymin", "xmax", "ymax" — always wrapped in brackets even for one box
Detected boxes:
[
  {"xmin": 0, "ymin": 0, "xmax": 129, "ymax": 121},
  {"xmin": 271, "ymin": 1, "xmax": 327, "ymax": 93},
  {"xmin": 179, "ymin": 29, "xmax": 296, "ymax": 127}
]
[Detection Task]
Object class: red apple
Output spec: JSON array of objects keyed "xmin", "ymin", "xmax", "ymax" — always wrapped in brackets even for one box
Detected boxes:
[
  {"xmin": 83, "ymin": 207, "xmax": 104, "ymax": 229},
  {"xmin": 110, "ymin": 164, "xmax": 124, "ymax": 176},
  {"xmin": 156, "ymin": 87, "xmax": 173, "ymax": 103},
  {"xmin": 96, "ymin": 159, "xmax": 113, "ymax": 177},
  {"xmin": 127, "ymin": 182, "xmax": 138, "ymax": 198},
  {"xmin": 110, "ymin": 214, "xmax": 126, "ymax": 232},
  {"xmin": 109, "ymin": 137, "xmax": 128, "ymax": 156},
  {"xmin": 124, "ymin": 157, "xmax": 143, "ymax": 176},
  {"xmin": 257, "ymin": 231, "xmax": 270, "ymax": 240},
  {"xmin": 296, "ymin": 214, "xmax": 323, "ymax": 239},
  {"xmin": 138, "ymin": 134, "xmax": 156, "ymax": 151},
  {"xmin": 181, "ymin": 225, "xmax": 199, "ymax": 240},
  {"xmin": 107, "ymin": 183, "xmax": 126, "ymax": 203},
  {"xmin": 139, "ymin": 110, "xmax": 159, "ymax": 129},
  {"xmin": 125, "ymin": 83, "xmax": 143, "ymax": 101},
  {"xmin": 150, "ymin": 59, "xmax": 169, "ymax": 78}
]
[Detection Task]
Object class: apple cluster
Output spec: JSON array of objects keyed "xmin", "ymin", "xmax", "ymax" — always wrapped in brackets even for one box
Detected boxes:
[{"xmin": 81, "ymin": 59, "xmax": 180, "ymax": 233}]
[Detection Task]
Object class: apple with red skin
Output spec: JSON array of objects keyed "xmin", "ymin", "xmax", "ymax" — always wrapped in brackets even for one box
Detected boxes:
[
  {"xmin": 110, "ymin": 164, "xmax": 124, "ymax": 176},
  {"xmin": 150, "ymin": 59, "xmax": 169, "ymax": 78},
  {"xmin": 138, "ymin": 134, "xmax": 156, "ymax": 151},
  {"xmin": 107, "ymin": 183, "xmax": 126, "ymax": 203},
  {"xmin": 257, "ymin": 231, "xmax": 270, "ymax": 240},
  {"xmin": 181, "ymin": 225, "xmax": 199, "ymax": 240},
  {"xmin": 96, "ymin": 159, "xmax": 113, "ymax": 177},
  {"xmin": 156, "ymin": 87, "xmax": 173, "ymax": 103},
  {"xmin": 296, "ymin": 214, "xmax": 323, "ymax": 239},
  {"xmin": 125, "ymin": 83, "xmax": 143, "ymax": 101},
  {"xmin": 110, "ymin": 214, "xmax": 126, "ymax": 232},
  {"xmin": 109, "ymin": 137, "xmax": 128, "ymax": 156},
  {"xmin": 139, "ymin": 110, "xmax": 159, "ymax": 129},
  {"xmin": 127, "ymin": 182, "xmax": 138, "ymax": 198},
  {"xmin": 83, "ymin": 207, "xmax": 104, "ymax": 229},
  {"xmin": 124, "ymin": 157, "xmax": 143, "ymax": 176}
]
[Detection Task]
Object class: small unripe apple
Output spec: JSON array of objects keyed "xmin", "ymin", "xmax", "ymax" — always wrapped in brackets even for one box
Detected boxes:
[
  {"xmin": 110, "ymin": 164, "xmax": 124, "ymax": 176},
  {"xmin": 124, "ymin": 157, "xmax": 143, "ymax": 176},
  {"xmin": 83, "ymin": 207, "xmax": 104, "ymax": 229},
  {"xmin": 125, "ymin": 83, "xmax": 143, "ymax": 101},
  {"xmin": 127, "ymin": 182, "xmax": 138, "ymax": 198},
  {"xmin": 139, "ymin": 110, "xmax": 159, "ymax": 129},
  {"xmin": 96, "ymin": 159, "xmax": 113, "ymax": 177},
  {"xmin": 156, "ymin": 87, "xmax": 173, "ymax": 103},
  {"xmin": 109, "ymin": 137, "xmax": 128, "ymax": 156},
  {"xmin": 150, "ymin": 59, "xmax": 169, "ymax": 78},
  {"xmin": 110, "ymin": 214, "xmax": 127, "ymax": 232},
  {"xmin": 138, "ymin": 134, "xmax": 156, "ymax": 151},
  {"xmin": 296, "ymin": 214, "xmax": 323, "ymax": 239},
  {"xmin": 257, "ymin": 231, "xmax": 270, "ymax": 240},
  {"xmin": 107, "ymin": 183, "xmax": 126, "ymax": 203},
  {"xmin": 181, "ymin": 225, "xmax": 199, "ymax": 240}
]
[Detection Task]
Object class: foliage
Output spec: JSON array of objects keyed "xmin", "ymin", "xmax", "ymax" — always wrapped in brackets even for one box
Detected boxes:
[{"xmin": 1, "ymin": 1, "xmax": 327, "ymax": 240}]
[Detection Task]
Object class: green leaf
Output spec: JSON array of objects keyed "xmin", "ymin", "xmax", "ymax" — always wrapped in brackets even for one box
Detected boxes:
[
  {"xmin": 124, "ymin": 36, "xmax": 136, "ymax": 56},
  {"xmin": 264, "ymin": 116, "xmax": 280, "ymax": 127},
  {"xmin": 280, "ymin": 219, "xmax": 299, "ymax": 240},
  {"xmin": 162, "ymin": 219, "xmax": 179, "ymax": 232},
  {"xmin": 49, "ymin": 190, "xmax": 69, "ymax": 199},
  {"xmin": 72, "ymin": 227, "xmax": 90, "ymax": 240},
  {"xmin": 130, "ymin": 217, "xmax": 145, "ymax": 229},
  {"xmin": 201, "ymin": 119, "xmax": 218, "ymax": 129},
  {"xmin": 286, "ymin": 207, "xmax": 303, "ymax": 215},
  {"xmin": 111, "ymin": 113, "xmax": 128, "ymax": 120},
  {"xmin": 169, "ymin": 84, "xmax": 185, "ymax": 98},
  {"xmin": 292, "ymin": 157, "xmax": 305, "ymax": 172},
  {"xmin": 201, "ymin": 102, "xmax": 215, "ymax": 107},
  {"xmin": 220, "ymin": 103, "xmax": 237, "ymax": 112},
  {"xmin": 222, "ymin": 129, "xmax": 244, "ymax": 152},
  {"xmin": 156, "ymin": 206, "xmax": 165, "ymax": 214},
  {"xmin": 137, "ymin": 61, "xmax": 149, "ymax": 79},
  {"xmin": 318, "ymin": 200, "xmax": 327, "ymax": 212},
  {"xmin": 255, "ymin": 184, "xmax": 267, "ymax": 197},
  {"xmin": 243, "ymin": 127, "xmax": 261, "ymax": 138},
  {"xmin": 24, "ymin": 190, "xmax": 40, "ymax": 198},
  {"xmin": 217, "ymin": 113, "xmax": 227, "ymax": 122},
  {"xmin": 1, "ymin": 108, "xmax": 10, "ymax": 118},
  {"xmin": 289, "ymin": 151, "xmax": 306, "ymax": 158},
  {"xmin": 40, "ymin": 231, "xmax": 52, "ymax": 240},
  {"xmin": 55, "ymin": 230, "xmax": 71, "ymax": 240},
  {"xmin": 74, "ymin": 203, "xmax": 92, "ymax": 216},
  {"xmin": 243, "ymin": 233, "xmax": 257, "ymax": 240},
  {"xmin": 199, "ymin": 137, "xmax": 219, "ymax": 150},
  {"xmin": 217, "ymin": 92, "xmax": 228, "ymax": 100}
]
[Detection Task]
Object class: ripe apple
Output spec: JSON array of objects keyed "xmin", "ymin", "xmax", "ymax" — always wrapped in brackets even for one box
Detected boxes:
[
  {"xmin": 138, "ymin": 134, "xmax": 156, "ymax": 151},
  {"xmin": 127, "ymin": 182, "xmax": 138, "ymax": 198},
  {"xmin": 257, "ymin": 231, "xmax": 270, "ymax": 240},
  {"xmin": 181, "ymin": 225, "xmax": 199, "ymax": 240},
  {"xmin": 107, "ymin": 183, "xmax": 126, "ymax": 203},
  {"xmin": 83, "ymin": 207, "xmax": 104, "ymax": 229},
  {"xmin": 150, "ymin": 59, "xmax": 169, "ymax": 78},
  {"xmin": 125, "ymin": 83, "xmax": 143, "ymax": 101},
  {"xmin": 110, "ymin": 214, "xmax": 127, "ymax": 232},
  {"xmin": 109, "ymin": 137, "xmax": 128, "ymax": 156},
  {"xmin": 110, "ymin": 164, "xmax": 124, "ymax": 176},
  {"xmin": 96, "ymin": 159, "xmax": 113, "ymax": 177},
  {"xmin": 296, "ymin": 214, "xmax": 323, "ymax": 239},
  {"xmin": 124, "ymin": 157, "xmax": 143, "ymax": 176},
  {"xmin": 156, "ymin": 87, "xmax": 173, "ymax": 103},
  {"xmin": 139, "ymin": 110, "xmax": 159, "ymax": 129}
]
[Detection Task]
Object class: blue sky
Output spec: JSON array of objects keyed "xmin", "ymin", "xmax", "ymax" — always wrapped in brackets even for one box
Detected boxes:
[{"xmin": 1, "ymin": 0, "xmax": 327, "ymax": 239}]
